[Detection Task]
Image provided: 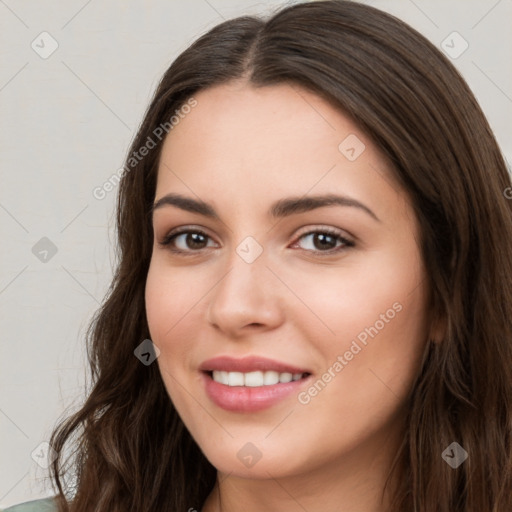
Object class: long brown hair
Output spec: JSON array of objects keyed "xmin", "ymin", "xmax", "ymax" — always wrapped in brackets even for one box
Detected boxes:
[{"xmin": 48, "ymin": 1, "xmax": 512, "ymax": 510}]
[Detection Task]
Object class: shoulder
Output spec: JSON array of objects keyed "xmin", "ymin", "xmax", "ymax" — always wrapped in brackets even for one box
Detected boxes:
[{"xmin": 1, "ymin": 497, "xmax": 58, "ymax": 512}]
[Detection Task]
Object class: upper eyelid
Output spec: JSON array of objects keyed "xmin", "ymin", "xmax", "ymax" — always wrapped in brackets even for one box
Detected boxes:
[
  {"xmin": 161, "ymin": 224, "xmax": 351, "ymax": 237},
  {"xmin": 162, "ymin": 225, "xmax": 216, "ymax": 241}
]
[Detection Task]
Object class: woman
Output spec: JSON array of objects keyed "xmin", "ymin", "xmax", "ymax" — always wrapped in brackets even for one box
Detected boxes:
[{"xmin": 5, "ymin": 0, "xmax": 511, "ymax": 510}]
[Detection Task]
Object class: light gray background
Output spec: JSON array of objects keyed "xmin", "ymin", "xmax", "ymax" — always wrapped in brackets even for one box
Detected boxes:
[{"xmin": 1, "ymin": 0, "xmax": 510, "ymax": 507}]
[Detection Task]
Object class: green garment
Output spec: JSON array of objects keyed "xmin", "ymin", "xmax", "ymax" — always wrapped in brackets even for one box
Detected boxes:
[{"xmin": 1, "ymin": 498, "xmax": 58, "ymax": 512}]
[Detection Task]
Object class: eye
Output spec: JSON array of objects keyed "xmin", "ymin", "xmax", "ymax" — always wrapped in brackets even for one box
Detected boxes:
[
  {"xmin": 158, "ymin": 228, "xmax": 217, "ymax": 255},
  {"xmin": 158, "ymin": 226, "xmax": 354, "ymax": 256},
  {"xmin": 291, "ymin": 227, "xmax": 354, "ymax": 255}
]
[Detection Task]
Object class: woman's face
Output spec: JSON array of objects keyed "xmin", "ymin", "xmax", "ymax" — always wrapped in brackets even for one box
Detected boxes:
[{"xmin": 145, "ymin": 81, "xmax": 430, "ymax": 480}]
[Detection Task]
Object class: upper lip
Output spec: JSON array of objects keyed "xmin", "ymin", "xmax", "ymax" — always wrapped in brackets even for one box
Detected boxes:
[{"xmin": 199, "ymin": 356, "xmax": 311, "ymax": 375}]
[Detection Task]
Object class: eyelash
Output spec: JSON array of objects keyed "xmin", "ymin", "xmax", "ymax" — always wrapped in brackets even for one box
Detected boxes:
[{"xmin": 158, "ymin": 226, "xmax": 355, "ymax": 257}]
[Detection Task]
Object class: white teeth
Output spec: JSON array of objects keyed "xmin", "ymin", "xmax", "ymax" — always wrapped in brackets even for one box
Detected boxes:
[
  {"xmin": 263, "ymin": 371, "xmax": 279, "ymax": 385},
  {"xmin": 279, "ymin": 372, "xmax": 293, "ymax": 383},
  {"xmin": 244, "ymin": 371, "xmax": 264, "ymax": 387},
  {"xmin": 211, "ymin": 370, "xmax": 306, "ymax": 387},
  {"xmin": 227, "ymin": 371, "xmax": 244, "ymax": 386}
]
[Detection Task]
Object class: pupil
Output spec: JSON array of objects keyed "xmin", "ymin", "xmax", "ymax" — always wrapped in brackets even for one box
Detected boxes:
[
  {"xmin": 188, "ymin": 233, "xmax": 206, "ymax": 249},
  {"xmin": 314, "ymin": 233, "xmax": 336, "ymax": 250}
]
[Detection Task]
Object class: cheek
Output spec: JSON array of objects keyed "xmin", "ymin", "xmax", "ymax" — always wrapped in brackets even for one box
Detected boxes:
[
  {"xmin": 144, "ymin": 258, "xmax": 217, "ymax": 394},
  {"xmin": 291, "ymin": 271, "xmax": 427, "ymax": 449},
  {"xmin": 292, "ymin": 248, "xmax": 428, "ymax": 395},
  {"xmin": 145, "ymin": 261, "xmax": 198, "ymax": 407},
  {"xmin": 287, "ymin": 248, "xmax": 425, "ymax": 341},
  {"xmin": 145, "ymin": 259, "xmax": 201, "ymax": 343},
  {"xmin": 145, "ymin": 263, "xmax": 191, "ymax": 391}
]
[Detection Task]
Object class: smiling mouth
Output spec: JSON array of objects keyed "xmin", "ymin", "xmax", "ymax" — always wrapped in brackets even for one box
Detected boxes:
[{"xmin": 204, "ymin": 370, "xmax": 311, "ymax": 387}]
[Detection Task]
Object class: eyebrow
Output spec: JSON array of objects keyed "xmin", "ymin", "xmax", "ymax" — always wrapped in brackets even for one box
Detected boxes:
[{"xmin": 152, "ymin": 192, "xmax": 380, "ymax": 222}]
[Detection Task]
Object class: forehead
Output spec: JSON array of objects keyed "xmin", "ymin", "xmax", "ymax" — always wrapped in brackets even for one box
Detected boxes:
[
  {"xmin": 155, "ymin": 82, "xmax": 410, "ymax": 227},
  {"xmin": 162, "ymin": 81, "xmax": 361, "ymax": 160}
]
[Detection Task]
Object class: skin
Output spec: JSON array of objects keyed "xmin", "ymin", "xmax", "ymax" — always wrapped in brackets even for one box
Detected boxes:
[{"xmin": 145, "ymin": 81, "xmax": 435, "ymax": 512}]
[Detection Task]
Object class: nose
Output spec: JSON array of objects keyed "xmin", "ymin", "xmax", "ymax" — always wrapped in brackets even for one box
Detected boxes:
[{"xmin": 206, "ymin": 249, "xmax": 285, "ymax": 338}]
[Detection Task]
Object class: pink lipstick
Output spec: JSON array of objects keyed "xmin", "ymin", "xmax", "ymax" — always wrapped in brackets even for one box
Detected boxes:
[{"xmin": 200, "ymin": 356, "xmax": 312, "ymax": 412}]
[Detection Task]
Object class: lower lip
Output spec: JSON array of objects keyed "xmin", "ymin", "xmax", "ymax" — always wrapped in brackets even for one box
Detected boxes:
[{"xmin": 201, "ymin": 372, "xmax": 311, "ymax": 412}]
